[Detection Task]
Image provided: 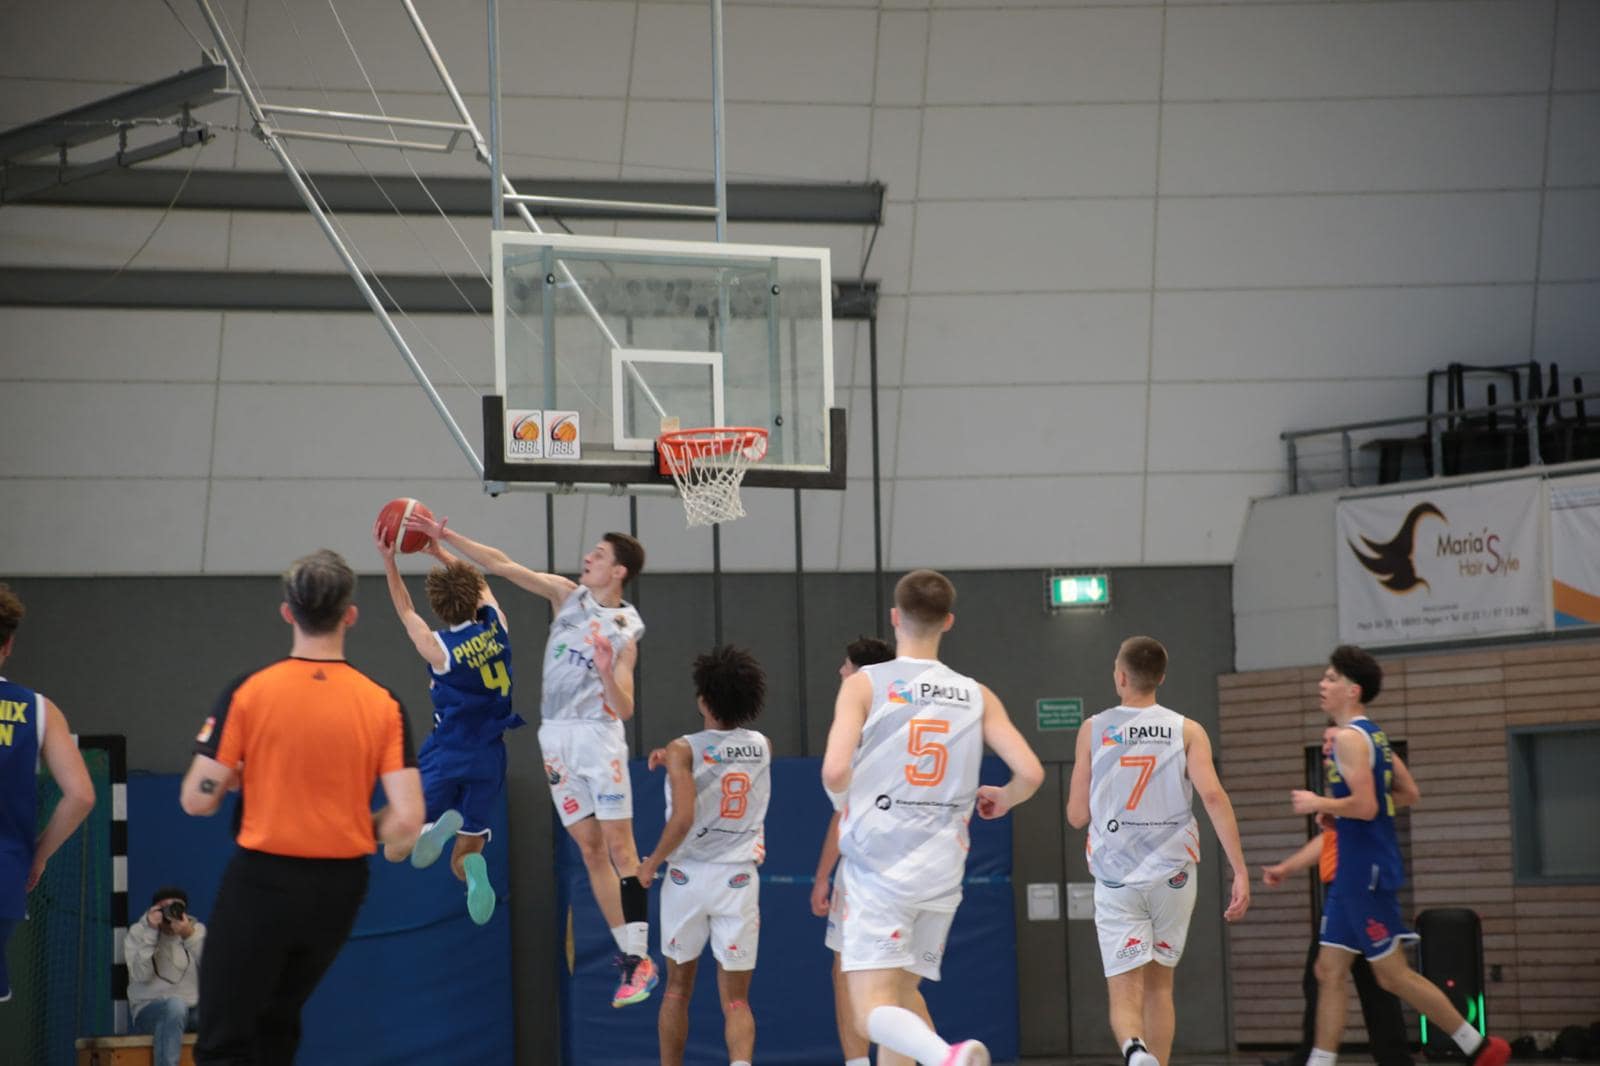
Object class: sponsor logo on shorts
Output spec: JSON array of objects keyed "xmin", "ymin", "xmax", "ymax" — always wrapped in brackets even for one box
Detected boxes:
[
  {"xmin": 1365, "ymin": 917, "xmax": 1390, "ymax": 944},
  {"xmin": 1115, "ymin": 936, "xmax": 1146, "ymax": 961},
  {"xmin": 669, "ymin": 868, "xmax": 689, "ymax": 885},
  {"xmin": 724, "ymin": 943, "xmax": 749, "ymax": 961},
  {"xmin": 1167, "ymin": 870, "xmax": 1188, "ymax": 889},
  {"xmin": 597, "ymin": 792, "xmax": 625, "ymax": 804},
  {"xmin": 875, "ymin": 794, "xmax": 893, "ymax": 811},
  {"xmin": 1106, "ymin": 818, "xmax": 1120, "ymax": 833},
  {"xmin": 545, "ymin": 762, "xmax": 563, "ymax": 786},
  {"xmin": 876, "ymin": 930, "xmax": 907, "ymax": 953},
  {"xmin": 667, "ymin": 936, "xmax": 680, "ymax": 951},
  {"xmin": 921, "ymin": 949, "xmax": 943, "ymax": 965},
  {"xmin": 1154, "ymin": 940, "xmax": 1178, "ymax": 959},
  {"xmin": 195, "ymin": 717, "xmax": 215, "ymax": 744},
  {"xmin": 728, "ymin": 872, "xmax": 752, "ymax": 889},
  {"xmin": 561, "ymin": 796, "xmax": 580, "ymax": 815},
  {"xmin": 888, "ymin": 680, "xmax": 913, "ymax": 704}
]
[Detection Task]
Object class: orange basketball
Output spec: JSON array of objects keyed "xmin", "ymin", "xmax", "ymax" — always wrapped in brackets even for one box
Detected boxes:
[
  {"xmin": 551, "ymin": 417, "xmax": 577, "ymax": 443},
  {"xmin": 375, "ymin": 498, "xmax": 434, "ymax": 554}
]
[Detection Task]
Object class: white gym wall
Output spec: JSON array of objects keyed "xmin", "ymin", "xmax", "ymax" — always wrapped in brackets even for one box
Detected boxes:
[{"xmin": 2, "ymin": 0, "xmax": 1597, "ymax": 576}]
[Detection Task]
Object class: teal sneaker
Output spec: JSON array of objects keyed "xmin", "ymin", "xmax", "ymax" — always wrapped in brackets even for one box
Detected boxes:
[
  {"xmin": 409, "ymin": 809, "xmax": 463, "ymax": 869},
  {"xmin": 463, "ymin": 851, "xmax": 495, "ymax": 926}
]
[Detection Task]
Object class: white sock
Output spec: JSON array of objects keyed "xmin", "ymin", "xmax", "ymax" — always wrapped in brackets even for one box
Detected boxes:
[
  {"xmin": 732, "ymin": 1061, "xmax": 751, "ymax": 1066},
  {"xmin": 846, "ymin": 1059, "xmax": 871, "ymax": 1066},
  {"xmin": 1452, "ymin": 1024, "xmax": 1483, "ymax": 1056},
  {"xmin": 1123, "ymin": 1037, "xmax": 1159, "ymax": 1066},
  {"xmin": 867, "ymin": 1005, "xmax": 950, "ymax": 1066},
  {"xmin": 625, "ymin": 921, "xmax": 649, "ymax": 958},
  {"xmin": 610, "ymin": 925, "xmax": 628, "ymax": 953},
  {"xmin": 1308, "ymin": 1049, "xmax": 1338, "ymax": 1066}
]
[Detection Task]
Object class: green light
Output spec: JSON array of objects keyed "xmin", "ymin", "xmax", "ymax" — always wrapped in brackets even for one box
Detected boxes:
[
  {"xmin": 1049, "ymin": 573, "xmax": 1111, "ymax": 609},
  {"xmin": 1420, "ymin": 1016, "xmax": 1428, "ymax": 1044}
]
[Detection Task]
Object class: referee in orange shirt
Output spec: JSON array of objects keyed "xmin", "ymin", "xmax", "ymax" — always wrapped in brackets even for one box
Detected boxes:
[{"xmin": 180, "ymin": 549, "xmax": 424, "ymax": 1065}]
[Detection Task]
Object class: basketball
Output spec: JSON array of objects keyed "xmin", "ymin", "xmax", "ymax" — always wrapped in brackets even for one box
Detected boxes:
[{"xmin": 375, "ymin": 498, "xmax": 434, "ymax": 553}]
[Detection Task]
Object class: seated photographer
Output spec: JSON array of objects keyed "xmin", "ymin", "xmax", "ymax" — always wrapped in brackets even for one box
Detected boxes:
[{"xmin": 125, "ymin": 886, "xmax": 203, "ymax": 1066}]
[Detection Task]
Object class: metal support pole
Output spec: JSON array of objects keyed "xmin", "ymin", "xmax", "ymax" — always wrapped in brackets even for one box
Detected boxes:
[
  {"xmin": 1429, "ymin": 420, "xmax": 1445, "ymax": 478},
  {"xmin": 192, "ymin": 0, "xmax": 483, "ymax": 478},
  {"xmin": 1527, "ymin": 408, "xmax": 1543, "ymax": 467},
  {"xmin": 630, "ymin": 495, "xmax": 643, "ymax": 753},
  {"xmin": 794, "ymin": 488, "xmax": 808, "ymax": 756},
  {"xmin": 1341, "ymin": 430, "xmax": 1353, "ymax": 488},
  {"xmin": 487, "ymin": 0, "xmax": 503, "ymax": 231},
  {"xmin": 1286, "ymin": 437, "xmax": 1299, "ymax": 495},
  {"xmin": 709, "ymin": 0, "xmax": 729, "ymax": 650},
  {"xmin": 868, "ymin": 314, "xmax": 886, "ymax": 632},
  {"xmin": 710, "ymin": 0, "xmax": 728, "ymax": 245}
]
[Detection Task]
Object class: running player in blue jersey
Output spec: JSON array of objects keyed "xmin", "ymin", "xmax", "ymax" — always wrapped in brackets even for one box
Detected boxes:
[
  {"xmin": 374, "ymin": 526, "xmax": 523, "ymax": 925},
  {"xmin": 0, "ymin": 583, "xmax": 97, "ymax": 1003},
  {"xmin": 1292, "ymin": 646, "xmax": 1510, "ymax": 1066}
]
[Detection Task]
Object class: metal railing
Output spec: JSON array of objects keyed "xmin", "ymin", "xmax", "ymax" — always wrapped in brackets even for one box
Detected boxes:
[{"xmin": 1281, "ymin": 389, "xmax": 1600, "ymax": 494}]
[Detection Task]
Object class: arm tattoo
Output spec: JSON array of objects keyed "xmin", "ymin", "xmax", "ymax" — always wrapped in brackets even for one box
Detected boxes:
[{"xmin": 199, "ymin": 779, "xmax": 219, "ymax": 795}]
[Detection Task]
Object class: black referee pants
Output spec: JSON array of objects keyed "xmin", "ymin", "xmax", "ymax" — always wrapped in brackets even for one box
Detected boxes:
[
  {"xmin": 1292, "ymin": 932, "xmax": 1414, "ymax": 1066},
  {"xmin": 196, "ymin": 848, "xmax": 369, "ymax": 1066}
]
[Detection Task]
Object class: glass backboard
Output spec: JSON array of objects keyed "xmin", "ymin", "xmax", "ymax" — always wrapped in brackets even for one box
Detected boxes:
[{"xmin": 487, "ymin": 232, "xmax": 842, "ymax": 489}]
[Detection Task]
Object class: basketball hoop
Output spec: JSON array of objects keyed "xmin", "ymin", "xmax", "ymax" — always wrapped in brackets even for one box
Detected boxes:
[{"xmin": 657, "ymin": 427, "xmax": 769, "ymax": 527}]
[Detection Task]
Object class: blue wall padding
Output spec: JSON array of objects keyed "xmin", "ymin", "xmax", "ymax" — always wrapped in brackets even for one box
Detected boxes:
[
  {"xmin": 558, "ymin": 756, "xmax": 1019, "ymax": 1065},
  {"xmin": 126, "ymin": 774, "xmax": 514, "ymax": 1065}
]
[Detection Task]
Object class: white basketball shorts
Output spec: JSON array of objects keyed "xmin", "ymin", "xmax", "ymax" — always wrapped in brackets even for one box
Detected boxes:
[
  {"xmin": 1093, "ymin": 864, "xmax": 1199, "ymax": 977},
  {"xmin": 539, "ymin": 721, "xmax": 633, "ymax": 827},
  {"xmin": 659, "ymin": 858, "xmax": 760, "ymax": 972}
]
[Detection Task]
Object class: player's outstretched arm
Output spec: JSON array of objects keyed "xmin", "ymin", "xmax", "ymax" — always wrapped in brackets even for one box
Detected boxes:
[
  {"xmin": 1262, "ymin": 834, "xmax": 1324, "ymax": 887},
  {"xmin": 375, "ymin": 527, "xmax": 448, "ymax": 671},
  {"xmin": 1184, "ymin": 719, "xmax": 1250, "ymax": 922},
  {"xmin": 1291, "ymin": 728, "xmax": 1378, "ymax": 821},
  {"xmin": 30, "ymin": 700, "xmax": 96, "ymax": 890},
  {"xmin": 1066, "ymin": 718, "xmax": 1093, "ymax": 829},
  {"xmin": 407, "ymin": 512, "xmax": 576, "ymax": 609},
  {"xmin": 591, "ymin": 636, "xmax": 637, "ymax": 721},
  {"xmin": 639, "ymin": 741, "xmax": 695, "ymax": 887},
  {"xmin": 975, "ymin": 685, "xmax": 1045, "ymax": 819},
  {"xmin": 811, "ymin": 810, "xmax": 843, "ymax": 916},
  {"xmin": 822, "ymin": 671, "xmax": 872, "ymax": 796}
]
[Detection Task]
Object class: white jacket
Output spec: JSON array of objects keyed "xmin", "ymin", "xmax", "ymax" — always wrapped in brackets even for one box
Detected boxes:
[{"xmin": 124, "ymin": 919, "xmax": 204, "ymax": 1014}]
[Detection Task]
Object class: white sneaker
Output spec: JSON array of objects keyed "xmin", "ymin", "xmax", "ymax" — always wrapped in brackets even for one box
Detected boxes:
[{"xmin": 941, "ymin": 1041, "xmax": 990, "ymax": 1066}]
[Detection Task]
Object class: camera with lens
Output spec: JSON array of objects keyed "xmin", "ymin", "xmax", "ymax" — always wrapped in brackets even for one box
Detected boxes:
[{"xmin": 161, "ymin": 900, "xmax": 187, "ymax": 923}]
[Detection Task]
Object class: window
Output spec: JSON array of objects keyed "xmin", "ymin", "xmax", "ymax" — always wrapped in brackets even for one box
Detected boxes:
[{"xmin": 1509, "ymin": 726, "xmax": 1600, "ymax": 883}]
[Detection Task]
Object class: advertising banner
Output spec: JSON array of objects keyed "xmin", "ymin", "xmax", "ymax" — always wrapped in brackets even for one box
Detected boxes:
[
  {"xmin": 1336, "ymin": 479, "xmax": 1544, "ymax": 645},
  {"xmin": 1550, "ymin": 474, "xmax": 1600, "ymax": 629}
]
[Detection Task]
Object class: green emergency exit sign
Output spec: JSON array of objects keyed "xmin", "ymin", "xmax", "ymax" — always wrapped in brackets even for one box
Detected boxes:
[
  {"xmin": 1048, "ymin": 573, "xmax": 1110, "ymax": 609},
  {"xmin": 1037, "ymin": 697, "xmax": 1084, "ymax": 731}
]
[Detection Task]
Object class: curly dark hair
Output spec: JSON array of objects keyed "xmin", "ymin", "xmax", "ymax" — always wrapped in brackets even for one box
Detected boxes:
[
  {"xmin": 693, "ymin": 645, "xmax": 766, "ymax": 729},
  {"xmin": 0, "ymin": 583, "xmax": 23, "ymax": 646},
  {"xmin": 845, "ymin": 635, "xmax": 894, "ymax": 669}
]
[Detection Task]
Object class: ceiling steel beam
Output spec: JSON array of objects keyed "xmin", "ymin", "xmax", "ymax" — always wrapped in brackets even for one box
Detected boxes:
[
  {"xmin": 0, "ymin": 267, "xmax": 879, "ymax": 320},
  {"xmin": 0, "ymin": 60, "xmax": 230, "ymax": 164},
  {"xmin": 4, "ymin": 167, "xmax": 885, "ymax": 224}
]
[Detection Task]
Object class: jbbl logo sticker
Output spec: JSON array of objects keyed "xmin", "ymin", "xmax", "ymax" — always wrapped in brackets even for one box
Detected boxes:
[{"xmin": 545, "ymin": 411, "xmax": 580, "ymax": 459}]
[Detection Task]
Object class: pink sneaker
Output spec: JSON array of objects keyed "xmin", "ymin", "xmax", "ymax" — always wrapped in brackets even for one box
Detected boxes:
[
  {"xmin": 942, "ymin": 1040, "xmax": 990, "ymax": 1066},
  {"xmin": 612, "ymin": 954, "xmax": 658, "ymax": 1007}
]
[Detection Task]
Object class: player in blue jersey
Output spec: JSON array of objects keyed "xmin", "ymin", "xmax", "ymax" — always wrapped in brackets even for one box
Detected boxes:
[
  {"xmin": 374, "ymin": 527, "xmax": 524, "ymax": 925},
  {"xmin": 1290, "ymin": 646, "xmax": 1509, "ymax": 1066},
  {"xmin": 403, "ymin": 511, "xmax": 659, "ymax": 1009},
  {"xmin": 0, "ymin": 583, "xmax": 97, "ymax": 1003}
]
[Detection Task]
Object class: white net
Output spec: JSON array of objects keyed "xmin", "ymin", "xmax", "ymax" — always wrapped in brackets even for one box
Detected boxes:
[{"xmin": 659, "ymin": 429, "xmax": 769, "ymax": 527}]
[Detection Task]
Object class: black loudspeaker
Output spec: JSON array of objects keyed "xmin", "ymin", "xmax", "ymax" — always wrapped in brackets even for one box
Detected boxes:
[{"xmin": 1416, "ymin": 908, "xmax": 1486, "ymax": 1060}]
